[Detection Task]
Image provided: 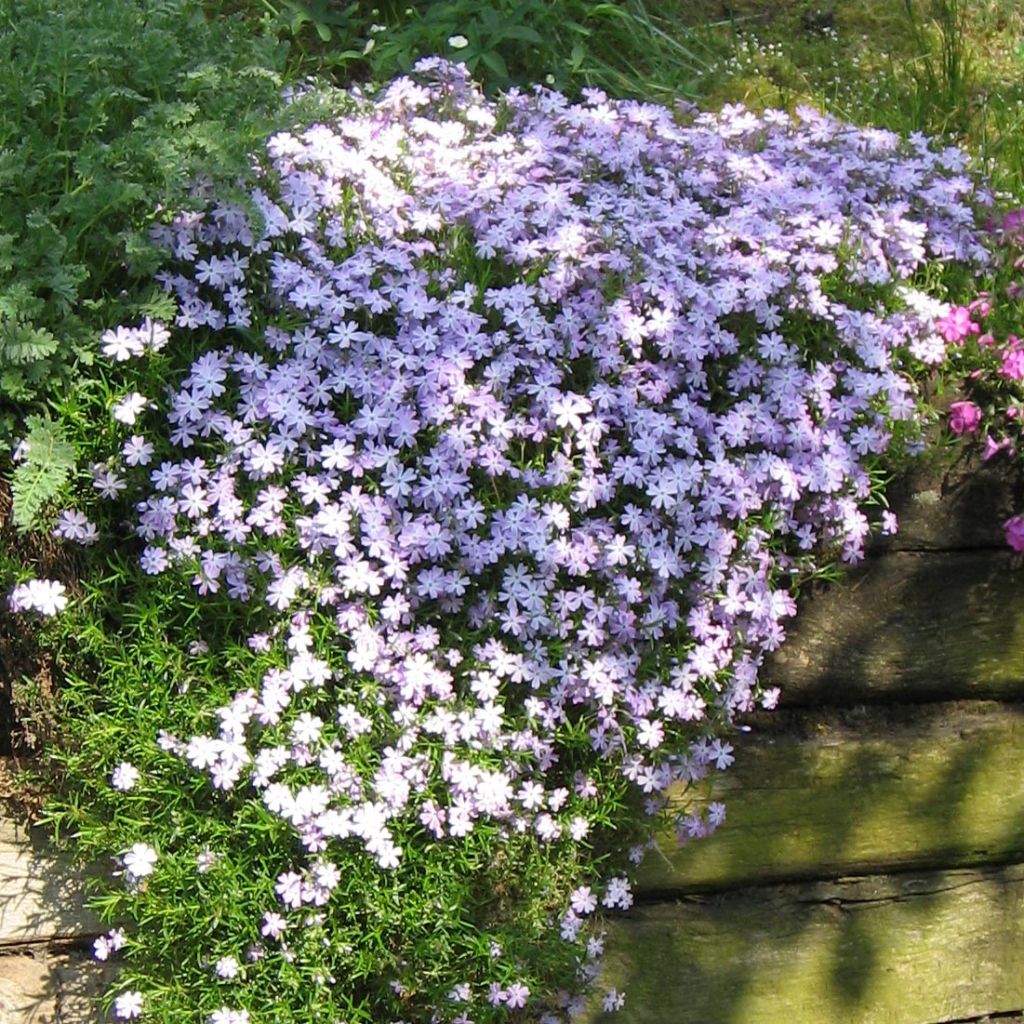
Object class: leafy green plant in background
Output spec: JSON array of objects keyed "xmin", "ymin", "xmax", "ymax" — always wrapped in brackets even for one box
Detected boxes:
[
  {"xmin": 248, "ymin": 0, "xmax": 721, "ymax": 98},
  {"xmin": 0, "ymin": 0, "xmax": 339, "ymax": 526},
  {"xmin": 10, "ymin": 415, "xmax": 76, "ymax": 531}
]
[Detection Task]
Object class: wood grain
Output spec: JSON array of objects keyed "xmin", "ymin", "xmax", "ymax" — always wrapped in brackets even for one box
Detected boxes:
[
  {"xmin": 586, "ymin": 865, "xmax": 1024, "ymax": 1024},
  {"xmin": 765, "ymin": 550, "xmax": 1024, "ymax": 703},
  {"xmin": 0, "ymin": 818, "xmax": 100, "ymax": 945},
  {"xmin": 0, "ymin": 951, "xmax": 109, "ymax": 1024},
  {"xmin": 872, "ymin": 451, "xmax": 1020, "ymax": 552},
  {"xmin": 639, "ymin": 701, "xmax": 1024, "ymax": 893}
]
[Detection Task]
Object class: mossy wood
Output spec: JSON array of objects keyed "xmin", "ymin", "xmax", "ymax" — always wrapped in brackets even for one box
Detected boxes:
[
  {"xmin": 586, "ymin": 864, "xmax": 1024, "ymax": 1024},
  {"xmin": 872, "ymin": 452, "xmax": 1020, "ymax": 551},
  {"xmin": 639, "ymin": 701, "xmax": 1024, "ymax": 893},
  {"xmin": 764, "ymin": 551, "xmax": 1024, "ymax": 703}
]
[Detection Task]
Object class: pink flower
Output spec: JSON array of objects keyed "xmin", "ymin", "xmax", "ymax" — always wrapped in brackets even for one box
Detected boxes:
[
  {"xmin": 1005, "ymin": 516, "xmax": 1024, "ymax": 553},
  {"xmin": 1002, "ymin": 208, "xmax": 1024, "ymax": 238},
  {"xmin": 948, "ymin": 401, "xmax": 982, "ymax": 435},
  {"xmin": 935, "ymin": 306, "xmax": 978, "ymax": 345},
  {"xmin": 1000, "ymin": 341, "xmax": 1024, "ymax": 381},
  {"xmin": 983, "ymin": 435, "xmax": 1010, "ymax": 461}
]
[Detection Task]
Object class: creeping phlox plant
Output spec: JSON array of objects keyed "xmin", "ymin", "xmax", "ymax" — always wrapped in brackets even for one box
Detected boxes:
[
  {"xmin": 25, "ymin": 60, "xmax": 991, "ymax": 1024},
  {"xmin": 934, "ymin": 208, "xmax": 1024, "ymax": 550}
]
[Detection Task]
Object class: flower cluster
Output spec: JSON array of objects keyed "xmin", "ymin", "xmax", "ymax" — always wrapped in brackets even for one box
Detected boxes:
[
  {"xmin": 934, "ymin": 208, "xmax": 1024, "ymax": 550},
  {"xmin": 7, "ymin": 578, "xmax": 69, "ymax": 616},
  {"xmin": 86, "ymin": 60, "xmax": 988, "ymax": 1023}
]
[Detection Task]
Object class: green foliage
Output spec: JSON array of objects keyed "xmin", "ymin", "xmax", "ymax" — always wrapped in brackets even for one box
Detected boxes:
[
  {"xmin": 0, "ymin": 0, "xmax": 296, "ymax": 440},
  {"xmin": 10, "ymin": 415, "xmax": 75, "ymax": 531},
  {"xmin": 43, "ymin": 557, "xmax": 642, "ymax": 1024},
  {"xmin": 246, "ymin": 0, "xmax": 719, "ymax": 99}
]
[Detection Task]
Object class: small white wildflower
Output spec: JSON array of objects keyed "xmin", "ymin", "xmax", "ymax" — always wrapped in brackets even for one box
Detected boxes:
[
  {"xmin": 215, "ymin": 955, "xmax": 240, "ymax": 980},
  {"xmin": 196, "ymin": 846, "xmax": 219, "ymax": 874},
  {"xmin": 7, "ymin": 579, "xmax": 68, "ymax": 617},
  {"xmin": 113, "ymin": 990, "xmax": 143, "ymax": 1019},
  {"xmin": 113, "ymin": 392, "xmax": 149, "ymax": 425},
  {"xmin": 111, "ymin": 762, "xmax": 140, "ymax": 792},
  {"xmin": 602, "ymin": 989, "xmax": 625, "ymax": 1013},
  {"xmin": 122, "ymin": 842, "xmax": 158, "ymax": 881},
  {"xmin": 447, "ymin": 34, "xmax": 469, "ymax": 49}
]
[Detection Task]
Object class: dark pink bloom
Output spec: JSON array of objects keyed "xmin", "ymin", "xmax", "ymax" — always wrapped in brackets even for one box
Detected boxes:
[
  {"xmin": 983, "ymin": 435, "xmax": 1010, "ymax": 461},
  {"xmin": 1002, "ymin": 208, "xmax": 1024, "ymax": 238},
  {"xmin": 968, "ymin": 294, "xmax": 991, "ymax": 318},
  {"xmin": 1005, "ymin": 515, "xmax": 1024, "ymax": 552},
  {"xmin": 948, "ymin": 401, "xmax": 982, "ymax": 435}
]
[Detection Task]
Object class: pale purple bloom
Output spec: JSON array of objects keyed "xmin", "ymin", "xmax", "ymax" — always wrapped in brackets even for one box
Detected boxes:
[
  {"xmin": 89, "ymin": 59, "xmax": 994, "ymax": 1020},
  {"xmin": 261, "ymin": 911, "xmax": 287, "ymax": 939},
  {"xmin": 53, "ymin": 509, "xmax": 99, "ymax": 545}
]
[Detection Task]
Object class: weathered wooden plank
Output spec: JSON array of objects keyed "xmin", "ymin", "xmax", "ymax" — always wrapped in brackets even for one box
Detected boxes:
[
  {"xmin": 639, "ymin": 701, "xmax": 1024, "ymax": 893},
  {"xmin": 873, "ymin": 451, "xmax": 1019, "ymax": 552},
  {"xmin": 585, "ymin": 865, "xmax": 1024, "ymax": 1024},
  {"xmin": 0, "ymin": 951, "xmax": 108, "ymax": 1024},
  {"xmin": 0, "ymin": 818, "xmax": 100, "ymax": 945},
  {"xmin": 765, "ymin": 550, "xmax": 1024, "ymax": 702}
]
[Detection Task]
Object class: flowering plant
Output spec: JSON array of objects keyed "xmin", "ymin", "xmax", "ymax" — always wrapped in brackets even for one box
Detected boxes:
[
  {"xmin": 934, "ymin": 208, "xmax": 1024, "ymax": 550},
  {"xmin": 34, "ymin": 61, "xmax": 989, "ymax": 1024}
]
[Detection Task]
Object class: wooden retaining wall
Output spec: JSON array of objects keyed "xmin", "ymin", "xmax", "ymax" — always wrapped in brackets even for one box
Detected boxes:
[
  {"xmin": 0, "ymin": 812, "xmax": 106, "ymax": 1024},
  {"xmin": 587, "ymin": 454, "xmax": 1024, "ymax": 1023},
  {"xmin": 3, "ymin": 454, "xmax": 1024, "ymax": 1023}
]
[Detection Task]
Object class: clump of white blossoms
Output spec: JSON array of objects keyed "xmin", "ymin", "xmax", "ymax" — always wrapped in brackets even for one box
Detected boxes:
[{"xmin": 7, "ymin": 578, "xmax": 68, "ymax": 616}]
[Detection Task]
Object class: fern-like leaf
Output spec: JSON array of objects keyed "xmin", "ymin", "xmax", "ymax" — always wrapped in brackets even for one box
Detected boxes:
[
  {"xmin": 11, "ymin": 414, "xmax": 74, "ymax": 531},
  {"xmin": 0, "ymin": 320, "xmax": 59, "ymax": 365}
]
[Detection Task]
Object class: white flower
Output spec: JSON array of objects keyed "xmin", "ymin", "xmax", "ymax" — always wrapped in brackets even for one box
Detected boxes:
[
  {"xmin": 101, "ymin": 325, "xmax": 144, "ymax": 362},
  {"xmin": 447, "ymin": 34, "xmax": 469, "ymax": 49},
  {"xmin": 113, "ymin": 990, "xmax": 143, "ymax": 1019},
  {"xmin": 111, "ymin": 762, "xmax": 140, "ymax": 791},
  {"xmin": 196, "ymin": 846, "xmax": 219, "ymax": 874},
  {"xmin": 7, "ymin": 579, "xmax": 68, "ymax": 616},
  {"xmin": 122, "ymin": 842, "xmax": 158, "ymax": 881},
  {"xmin": 113, "ymin": 392, "xmax": 149, "ymax": 425},
  {"xmin": 215, "ymin": 955, "xmax": 240, "ymax": 980}
]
